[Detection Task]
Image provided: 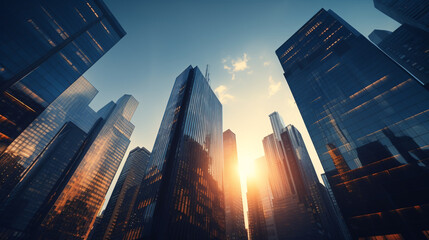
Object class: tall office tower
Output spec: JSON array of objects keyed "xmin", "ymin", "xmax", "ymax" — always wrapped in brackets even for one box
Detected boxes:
[
  {"xmin": 0, "ymin": 77, "xmax": 99, "ymax": 201},
  {"xmin": 370, "ymin": 0, "xmax": 429, "ymax": 87},
  {"xmin": 269, "ymin": 112, "xmax": 285, "ymax": 142},
  {"xmin": 265, "ymin": 116, "xmax": 342, "ymax": 240},
  {"xmin": 370, "ymin": 25, "xmax": 429, "ymax": 87},
  {"xmin": 262, "ymin": 134, "xmax": 289, "ymax": 199},
  {"xmin": 373, "ymin": 0, "xmax": 429, "ymax": 32},
  {"xmin": 280, "ymin": 125, "xmax": 346, "ymax": 240},
  {"xmin": 246, "ymin": 175, "xmax": 268, "ymax": 240},
  {"xmin": 93, "ymin": 147, "xmax": 151, "ymax": 240},
  {"xmin": 276, "ymin": 8, "xmax": 429, "ymax": 239},
  {"xmin": 223, "ymin": 130, "xmax": 247, "ymax": 240},
  {"xmin": 0, "ymin": 93, "xmax": 138, "ymax": 240},
  {"xmin": 38, "ymin": 95, "xmax": 137, "ymax": 239},
  {"xmin": 0, "ymin": 122, "xmax": 90, "ymax": 239},
  {"xmin": 0, "ymin": 0, "xmax": 125, "ymax": 153},
  {"xmin": 125, "ymin": 66, "xmax": 224, "ymax": 240},
  {"xmin": 254, "ymin": 157, "xmax": 278, "ymax": 240}
]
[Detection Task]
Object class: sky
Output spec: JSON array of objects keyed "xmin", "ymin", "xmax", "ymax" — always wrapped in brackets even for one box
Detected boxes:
[{"xmin": 85, "ymin": 0, "xmax": 400, "ymax": 218}]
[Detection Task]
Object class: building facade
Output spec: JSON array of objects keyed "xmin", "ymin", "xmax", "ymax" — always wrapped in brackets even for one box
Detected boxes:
[
  {"xmin": 125, "ymin": 66, "xmax": 225, "ymax": 240},
  {"xmin": 93, "ymin": 146, "xmax": 151, "ymax": 240},
  {"xmin": 37, "ymin": 95, "xmax": 137, "ymax": 240},
  {"xmin": 223, "ymin": 130, "xmax": 247, "ymax": 240},
  {"xmin": 373, "ymin": 0, "xmax": 429, "ymax": 32},
  {"xmin": 0, "ymin": 0, "xmax": 125, "ymax": 154},
  {"xmin": 371, "ymin": 0, "xmax": 429, "ymax": 87},
  {"xmin": 0, "ymin": 90, "xmax": 138, "ymax": 239},
  {"xmin": 246, "ymin": 174, "xmax": 268, "ymax": 240},
  {"xmin": 254, "ymin": 157, "xmax": 278, "ymax": 240},
  {"xmin": 0, "ymin": 76, "xmax": 99, "ymax": 202},
  {"xmin": 0, "ymin": 122, "xmax": 89, "ymax": 239},
  {"xmin": 276, "ymin": 8, "xmax": 429, "ymax": 239},
  {"xmin": 262, "ymin": 134, "xmax": 289, "ymax": 200}
]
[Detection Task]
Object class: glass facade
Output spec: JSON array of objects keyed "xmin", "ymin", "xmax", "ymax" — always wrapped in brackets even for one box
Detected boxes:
[
  {"xmin": 0, "ymin": 122, "xmax": 88, "ymax": 239},
  {"xmin": 263, "ymin": 112, "xmax": 345, "ymax": 239},
  {"xmin": 0, "ymin": 0, "xmax": 125, "ymax": 153},
  {"xmin": 93, "ymin": 146, "xmax": 151, "ymax": 240},
  {"xmin": 223, "ymin": 130, "xmax": 247, "ymax": 240},
  {"xmin": 246, "ymin": 174, "xmax": 268, "ymax": 240},
  {"xmin": 372, "ymin": 0, "xmax": 429, "ymax": 87},
  {"xmin": 262, "ymin": 134, "xmax": 289, "ymax": 200},
  {"xmin": 254, "ymin": 157, "xmax": 278, "ymax": 240},
  {"xmin": 0, "ymin": 76, "xmax": 98, "ymax": 201},
  {"xmin": 125, "ymin": 66, "xmax": 224, "ymax": 240},
  {"xmin": 276, "ymin": 9, "xmax": 429, "ymax": 239},
  {"xmin": 37, "ymin": 95, "xmax": 137, "ymax": 240},
  {"xmin": 373, "ymin": 0, "xmax": 429, "ymax": 32}
]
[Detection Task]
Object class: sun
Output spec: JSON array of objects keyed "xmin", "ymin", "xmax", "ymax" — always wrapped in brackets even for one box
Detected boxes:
[{"xmin": 238, "ymin": 158, "xmax": 257, "ymax": 179}]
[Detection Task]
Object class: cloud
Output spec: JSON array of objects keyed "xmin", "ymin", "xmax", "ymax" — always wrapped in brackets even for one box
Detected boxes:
[
  {"xmin": 263, "ymin": 61, "xmax": 270, "ymax": 66},
  {"xmin": 247, "ymin": 70, "xmax": 254, "ymax": 75},
  {"xmin": 223, "ymin": 53, "xmax": 250, "ymax": 80},
  {"xmin": 214, "ymin": 85, "xmax": 235, "ymax": 104},
  {"xmin": 231, "ymin": 53, "xmax": 249, "ymax": 72},
  {"xmin": 268, "ymin": 76, "xmax": 282, "ymax": 97}
]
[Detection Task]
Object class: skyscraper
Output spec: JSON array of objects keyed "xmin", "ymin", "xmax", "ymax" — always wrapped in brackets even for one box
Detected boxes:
[
  {"xmin": 93, "ymin": 146, "xmax": 151, "ymax": 240},
  {"xmin": 253, "ymin": 157, "xmax": 278, "ymax": 240},
  {"xmin": 276, "ymin": 8, "xmax": 429, "ymax": 239},
  {"xmin": 0, "ymin": 122, "xmax": 90, "ymax": 239},
  {"xmin": 223, "ymin": 130, "xmax": 247, "ymax": 240},
  {"xmin": 0, "ymin": 76, "xmax": 99, "ymax": 201},
  {"xmin": 264, "ymin": 115, "xmax": 343, "ymax": 240},
  {"xmin": 373, "ymin": 0, "xmax": 429, "ymax": 32},
  {"xmin": 246, "ymin": 174, "xmax": 268, "ymax": 240},
  {"xmin": 279, "ymin": 125, "xmax": 346, "ymax": 240},
  {"xmin": 125, "ymin": 66, "xmax": 224, "ymax": 240},
  {"xmin": 0, "ymin": 91, "xmax": 138, "ymax": 239},
  {"xmin": 38, "ymin": 95, "xmax": 137, "ymax": 240},
  {"xmin": 371, "ymin": 0, "xmax": 429, "ymax": 87},
  {"xmin": 0, "ymin": 0, "xmax": 125, "ymax": 153},
  {"xmin": 262, "ymin": 134, "xmax": 289, "ymax": 200}
]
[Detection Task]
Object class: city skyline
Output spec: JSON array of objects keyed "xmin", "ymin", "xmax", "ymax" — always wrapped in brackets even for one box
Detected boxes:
[
  {"xmin": 1, "ymin": 0, "xmax": 428, "ymax": 239},
  {"xmin": 83, "ymin": 1, "xmax": 401, "ymax": 195}
]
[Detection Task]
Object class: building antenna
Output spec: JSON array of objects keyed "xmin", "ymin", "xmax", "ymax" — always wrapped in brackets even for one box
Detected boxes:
[{"xmin": 205, "ymin": 64, "xmax": 210, "ymax": 84}]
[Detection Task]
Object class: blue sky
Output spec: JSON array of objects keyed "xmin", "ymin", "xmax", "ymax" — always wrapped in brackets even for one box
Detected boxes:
[{"xmin": 86, "ymin": 0, "xmax": 400, "ymax": 214}]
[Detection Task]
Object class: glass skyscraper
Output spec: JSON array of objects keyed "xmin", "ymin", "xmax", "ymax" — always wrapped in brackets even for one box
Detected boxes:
[
  {"xmin": 253, "ymin": 156, "xmax": 278, "ymax": 240},
  {"xmin": 0, "ymin": 76, "xmax": 99, "ymax": 201},
  {"xmin": 0, "ymin": 76, "xmax": 138, "ymax": 240},
  {"xmin": 373, "ymin": 0, "xmax": 429, "ymax": 32},
  {"xmin": 223, "ymin": 129, "xmax": 247, "ymax": 240},
  {"xmin": 93, "ymin": 146, "xmax": 151, "ymax": 240},
  {"xmin": 0, "ymin": 0, "xmax": 125, "ymax": 153},
  {"xmin": 276, "ymin": 9, "xmax": 429, "ymax": 239},
  {"xmin": 370, "ymin": 0, "xmax": 429, "ymax": 87},
  {"xmin": 262, "ymin": 134, "xmax": 289, "ymax": 200},
  {"xmin": 38, "ymin": 95, "xmax": 137, "ymax": 240},
  {"xmin": 0, "ymin": 122, "xmax": 89, "ymax": 239},
  {"xmin": 125, "ymin": 66, "xmax": 224, "ymax": 240},
  {"xmin": 263, "ymin": 112, "xmax": 344, "ymax": 240},
  {"xmin": 246, "ymin": 173, "xmax": 268, "ymax": 240}
]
